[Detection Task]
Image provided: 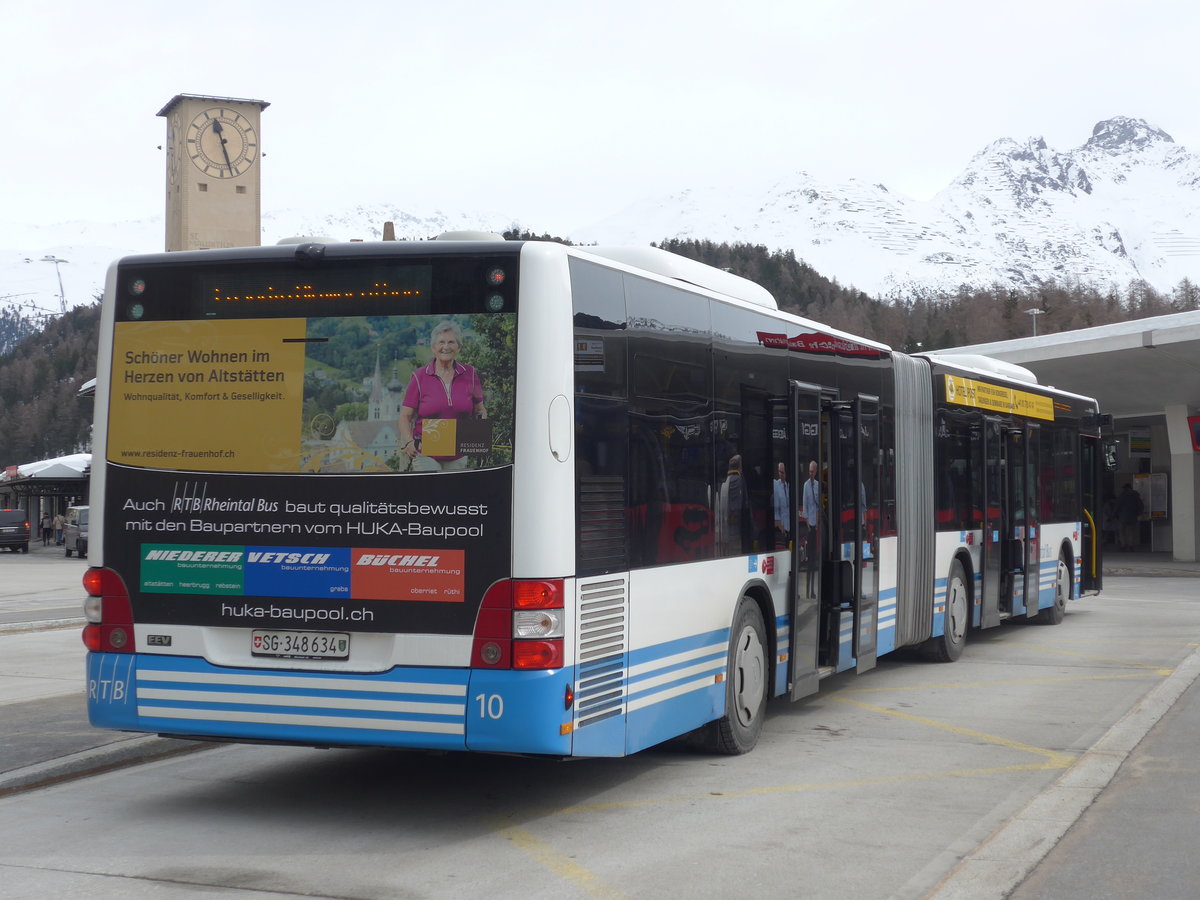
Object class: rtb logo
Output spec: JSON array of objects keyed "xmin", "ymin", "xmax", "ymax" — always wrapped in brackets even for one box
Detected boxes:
[{"xmin": 89, "ymin": 675, "xmax": 129, "ymax": 702}]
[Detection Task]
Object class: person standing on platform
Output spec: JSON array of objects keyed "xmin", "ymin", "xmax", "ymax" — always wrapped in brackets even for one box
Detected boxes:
[{"xmin": 1115, "ymin": 483, "xmax": 1143, "ymax": 551}]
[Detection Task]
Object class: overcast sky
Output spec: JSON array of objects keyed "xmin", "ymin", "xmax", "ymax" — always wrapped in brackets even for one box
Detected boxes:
[{"xmin": 4, "ymin": 0, "xmax": 1196, "ymax": 232}]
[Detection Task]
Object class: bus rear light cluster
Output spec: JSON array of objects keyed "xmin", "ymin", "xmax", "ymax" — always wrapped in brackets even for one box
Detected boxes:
[
  {"xmin": 81, "ymin": 567, "xmax": 136, "ymax": 654},
  {"xmin": 472, "ymin": 578, "xmax": 565, "ymax": 670}
]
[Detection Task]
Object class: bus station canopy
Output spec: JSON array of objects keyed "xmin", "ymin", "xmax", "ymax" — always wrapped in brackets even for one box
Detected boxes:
[
  {"xmin": 945, "ymin": 309, "xmax": 1200, "ymax": 420},
  {"xmin": 1, "ymin": 453, "xmax": 91, "ymax": 499}
]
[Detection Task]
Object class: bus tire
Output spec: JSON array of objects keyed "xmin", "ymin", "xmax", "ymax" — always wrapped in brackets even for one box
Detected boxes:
[
  {"xmin": 927, "ymin": 559, "xmax": 968, "ymax": 663},
  {"xmin": 698, "ymin": 596, "xmax": 768, "ymax": 755},
  {"xmin": 1035, "ymin": 553, "xmax": 1069, "ymax": 626}
]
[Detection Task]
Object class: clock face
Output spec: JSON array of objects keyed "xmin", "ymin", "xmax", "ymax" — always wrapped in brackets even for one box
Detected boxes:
[{"xmin": 186, "ymin": 107, "xmax": 259, "ymax": 178}]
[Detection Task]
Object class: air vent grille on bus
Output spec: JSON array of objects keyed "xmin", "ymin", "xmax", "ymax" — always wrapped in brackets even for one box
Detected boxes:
[
  {"xmin": 575, "ymin": 577, "xmax": 628, "ymax": 729},
  {"xmin": 577, "ymin": 476, "xmax": 627, "ymax": 572}
]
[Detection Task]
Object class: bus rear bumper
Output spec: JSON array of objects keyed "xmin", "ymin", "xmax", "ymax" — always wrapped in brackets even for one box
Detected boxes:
[{"xmin": 86, "ymin": 652, "xmax": 575, "ymax": 756}]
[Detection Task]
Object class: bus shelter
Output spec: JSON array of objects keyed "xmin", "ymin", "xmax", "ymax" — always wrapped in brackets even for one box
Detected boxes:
[{"xmin": 0, "ymin": 454, "xmax": 91, "ymax": 532}]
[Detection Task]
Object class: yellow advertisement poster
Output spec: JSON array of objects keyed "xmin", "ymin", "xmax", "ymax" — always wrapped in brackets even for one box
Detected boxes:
[
  {"xmin": 109, "ymin": 319, "xmax": 306, "ymax": 472},
  {"xmin": 944, "ymin": 374, "xmax": 1054, "ymax": 421}
]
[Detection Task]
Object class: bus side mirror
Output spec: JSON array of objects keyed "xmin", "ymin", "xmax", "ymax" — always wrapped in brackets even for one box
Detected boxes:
[{"xmin": 1104, "ymin": 443, "xmax": 1119, "ymax": 471}]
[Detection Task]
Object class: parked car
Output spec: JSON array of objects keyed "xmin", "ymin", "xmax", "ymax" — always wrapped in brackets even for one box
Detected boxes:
[
  {"xmin": 64, "ymin": 505, "xmax": 88, "ymax": 558},
  {"xmin": 0, "ymin": 509, "xmax": 31, "ymax": 553}
]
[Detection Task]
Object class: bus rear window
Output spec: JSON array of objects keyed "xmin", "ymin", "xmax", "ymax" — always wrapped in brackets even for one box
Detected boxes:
[{"xmin": 108, "ymin": 254, "xmax": 516, "ymax": 474}]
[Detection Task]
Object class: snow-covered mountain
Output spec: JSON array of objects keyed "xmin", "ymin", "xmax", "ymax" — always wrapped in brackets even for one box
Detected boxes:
[
  {"xmin": 574, "ymin": 116, "xmax": 1200, "ymax": 297},
  {"xmin": 3, "ymin": 116, "xmax": 1197, "ymax": 317}
]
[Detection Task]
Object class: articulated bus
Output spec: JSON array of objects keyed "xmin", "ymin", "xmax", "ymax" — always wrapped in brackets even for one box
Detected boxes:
[{"xmin": 84, "ymin": 236, "xmax": 1105, "ymax": 756}]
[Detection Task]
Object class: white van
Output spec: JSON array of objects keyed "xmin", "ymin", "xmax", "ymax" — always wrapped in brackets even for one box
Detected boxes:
[{"xmin": 64, "ymin": 505, "xmax": 88, "ymax": 558}]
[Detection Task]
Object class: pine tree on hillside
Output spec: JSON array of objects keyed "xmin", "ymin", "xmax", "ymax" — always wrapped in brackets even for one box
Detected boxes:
[
  {"xmin": 1172, "ymin": 277, "xmax": 1200, "ymax": 311},
  {"xmin": 0, "ymin": 305, "xmax": 39, "ymax": 357},
  {"xmin": 0, "ymin": 303, "xmax": 100, "ymax": 466}
]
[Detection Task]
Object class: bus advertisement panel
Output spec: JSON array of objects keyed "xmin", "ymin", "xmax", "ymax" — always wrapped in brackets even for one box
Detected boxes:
[{"xmin": 93, "ymin": 249, "xmax": 520, "ymax": 650}]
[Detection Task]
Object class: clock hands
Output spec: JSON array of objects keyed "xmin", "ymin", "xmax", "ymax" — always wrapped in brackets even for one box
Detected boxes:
[
  {"xmin": 211, "ymin": 119, "xmax": 235, "ymax": 176},
  {"xmin": 188, "ymin": 108, "xmax": 256, "ymax": 177}
]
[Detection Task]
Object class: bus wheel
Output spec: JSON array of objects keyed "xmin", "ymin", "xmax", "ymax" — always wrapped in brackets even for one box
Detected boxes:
[
  {"xmin": 1036, "ymin": 554, "xmax": 1069, "ymax": 625},
  {"xmin": 698, "ymin": 596, "xmax": 768, "ymax": 755},
  {"xmin": 928, "ymin": 560, "xmax": 968, "ymax": 662}
]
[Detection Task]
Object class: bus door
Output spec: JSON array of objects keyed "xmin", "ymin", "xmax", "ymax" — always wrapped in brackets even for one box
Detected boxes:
[
  {"xmin": 1024, "ymin": 424, "xmax": 1041, "ymax": 618},
  {"xmin": 788, "ymin": 381, "xmax": 824, "ymax": 701},
  {"xmin": 1002, "ymin": 425, "xmax": 1041, "ymax": 618},
  {"xmin": 854, "ymin": 396, "xmax": 880, "ymax": 673},
  {"xmin": 822, "ymin": 396, "xmax": 879, "ymax": 674},
  {"xmin": 980, "ymin": 418, "xmax": 1003, "ymax": 628},
  {"xmin": 1079, "ymin": 434, "xmax": 1103, "ymax": 593}
]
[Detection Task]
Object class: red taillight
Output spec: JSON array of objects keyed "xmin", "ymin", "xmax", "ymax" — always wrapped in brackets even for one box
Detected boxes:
[
  {"xmin": 514, "ymin": 580, "xmax": 563, "ymax": 609},
  {"xmin": 513, "ymin": 640, "xmax": 564, "ymax": 669},
  {"xmin": 471, "ymin": 578, "xmax": 565, "ymax": 670},
  {"xmin": 82, "ymin": 624, "xmax": 102, "ymax": 652},
  {"xmin": 82, "ymin": 567, "xmax": 107, "ymax": 598},
  {"xmin": 81, "ymin": 567, "xmax": 135, "ymax": 654}
]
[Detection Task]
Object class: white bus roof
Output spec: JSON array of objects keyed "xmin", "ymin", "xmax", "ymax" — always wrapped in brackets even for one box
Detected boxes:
[
  {"xmin": 578, "ymin": 246, "xmax": 778, "ymax": 310},
  {"xmin": 924, "ymin": 353, "xmax": 1039, "ymax": 385}
]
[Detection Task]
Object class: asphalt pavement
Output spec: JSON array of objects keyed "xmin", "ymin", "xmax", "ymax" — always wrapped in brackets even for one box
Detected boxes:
[
  {"xmin": 0, "ymin": 541, "xmax": 209, "ymax": 796},
  {"xmin": 1009, "ymin": 671, "xmax": 1200, "ymax": 899},
  {"xmin": 2, "ymin": 546, "xmax": 1199, "ymax": 898}
]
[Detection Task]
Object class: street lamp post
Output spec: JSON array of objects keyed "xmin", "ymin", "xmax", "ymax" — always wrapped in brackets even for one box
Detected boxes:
[{"xmin": 1024, "ymin": 307, "xmax": 1046, "ymax": 336}]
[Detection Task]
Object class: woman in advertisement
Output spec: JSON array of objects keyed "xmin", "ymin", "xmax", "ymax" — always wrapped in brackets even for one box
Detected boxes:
[{"xmin": 398, "ymin": 320, "xmax": 488, "ymax": 471}]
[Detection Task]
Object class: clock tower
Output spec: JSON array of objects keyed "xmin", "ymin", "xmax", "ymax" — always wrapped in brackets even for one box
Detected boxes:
[{"xmin": 158, "ymin": 94, "xmax": 270, "ymax": 252}]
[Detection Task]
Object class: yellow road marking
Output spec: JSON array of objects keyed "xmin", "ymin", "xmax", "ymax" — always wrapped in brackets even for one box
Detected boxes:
[
  {"xmin": 726, "ymin": 758, "xmax": 1072, "ymax": 795},
  {"xmin": 552, "ymin": 757, "xmax": 1073, "ymax": 815},
  {"xmin": 979, "ymin": 634, "xmax": 1196, "ymax": 651},
  {"xmin": 831, "ymin": 696, "xmax": 1075, "ymax": 766},
  {"xmin": 1019, "ymin": 644, "xmax": 1173, "ymax": 672},
  {"xmin": 840, "ymin": 671, "xmax": 1164, "ymax": 694},
  {"xmin": 496, "ymin": 822, "xmax": 632, "ymax": 900}
]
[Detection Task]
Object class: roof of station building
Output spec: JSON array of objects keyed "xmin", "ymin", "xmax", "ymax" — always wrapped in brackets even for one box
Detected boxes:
[{"xmin": 945, "ymin": 310, "xmax": 1200, "ymax": 419}]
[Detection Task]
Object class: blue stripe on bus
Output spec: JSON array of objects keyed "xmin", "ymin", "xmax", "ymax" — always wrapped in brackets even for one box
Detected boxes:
[
  {"xmin": 876, "ymin": 585, "xmax": 898, "ymax": 654},
  {"xmin": 136, "ymin": 698, "xmax": 463, "ymax": 725},
  {"xmin": 929, "ymin": 557, "xmax": 1063, "ymax": 623},
  {"xmin": 626, "ymin": 680, "xmax": 725, "ymax": 754},
  {"xmin": 135, "ymin": 678, "xmax": 457, "ymax": 705},
  {"xmin": 627, "ymin": 628, "xmax": 728, "ymax": 668},
  {"xmin": 572, "ymin": 628, "xmax": 730, "ymax": 755},
  {"xmin": 774, "ymin": 615, "xmax": 789, "ymax": 695},
  {"xmin": 625, "ymin": 664, "xmax": 725, "ymax": 707}
]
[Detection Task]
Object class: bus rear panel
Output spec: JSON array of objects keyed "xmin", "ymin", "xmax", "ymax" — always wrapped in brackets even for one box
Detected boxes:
[{"xmin": 86, "ymin": 241, "xmax": 579, "ymax": 755}]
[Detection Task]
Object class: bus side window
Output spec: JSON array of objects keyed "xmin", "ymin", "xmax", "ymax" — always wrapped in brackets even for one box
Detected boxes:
[{"xmin": 625, "ymin": 275, "xmax": 714, "ymax": 566}]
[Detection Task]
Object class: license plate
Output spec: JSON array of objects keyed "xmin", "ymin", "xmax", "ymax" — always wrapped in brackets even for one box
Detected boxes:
[{"xmin": 251, "ymin": 630, "xmax": 350, "ymax": 660}]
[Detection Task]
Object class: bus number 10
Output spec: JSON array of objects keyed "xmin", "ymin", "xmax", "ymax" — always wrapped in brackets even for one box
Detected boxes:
[{"xmin": 475, "ymin": 693, "xmax": 504, "ymax": 720}]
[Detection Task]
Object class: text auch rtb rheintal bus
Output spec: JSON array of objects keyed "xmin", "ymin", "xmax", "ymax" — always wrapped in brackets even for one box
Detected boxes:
[{"xmin": 84, "ymin": 235, "xmax": 1105, "ymax": 757}]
